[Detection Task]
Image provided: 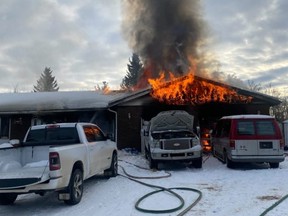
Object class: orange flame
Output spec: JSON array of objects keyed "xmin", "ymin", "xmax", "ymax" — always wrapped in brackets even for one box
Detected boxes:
[{"xmin": 148, "ymin": 72, "xmax": 252, "ymax": 105}]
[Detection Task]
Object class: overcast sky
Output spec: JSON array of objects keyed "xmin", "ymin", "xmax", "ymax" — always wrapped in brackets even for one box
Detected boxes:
[{"xmin": 0, "ymin": 0, "xmax": 287, "ymax": 93}]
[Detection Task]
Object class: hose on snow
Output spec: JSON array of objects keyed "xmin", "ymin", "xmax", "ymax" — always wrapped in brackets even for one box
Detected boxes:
[
  {"xmin": 259, "ymin": 194, "xmax": 288, "ymax": 216},
  {"xmin": 118, "ymin": 159, "xmax": 204, "ymax": 215}
]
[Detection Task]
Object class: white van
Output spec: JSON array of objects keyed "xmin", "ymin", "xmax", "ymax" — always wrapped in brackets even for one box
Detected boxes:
[{"xmin": 211, "ymin": 114, "xmax": 285, "ymax": 168}]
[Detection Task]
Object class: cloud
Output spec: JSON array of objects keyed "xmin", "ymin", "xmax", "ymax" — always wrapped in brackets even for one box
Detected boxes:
[
  {"xmin": 203, "ymin": 0, "xmax": 288, "ymax": 91},
  {"xmin": 0, "ymin": 0, "xmax": 287, "ymax": 93},
  {"xmin": 0, "ymin": 0, "xmax": 131, "ymax": 92}
]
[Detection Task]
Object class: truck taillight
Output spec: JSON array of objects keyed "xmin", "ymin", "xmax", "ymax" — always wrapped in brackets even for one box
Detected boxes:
[
  {"xmin": 230, "ymin": 140, "xmax": 235, "ymax": 149},
  {"xmin": 49, "ymin": 152, "xmax": 61, "ymax": 171}
]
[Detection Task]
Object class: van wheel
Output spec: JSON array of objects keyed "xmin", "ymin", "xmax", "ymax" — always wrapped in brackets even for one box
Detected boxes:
[
  {"xmin": 0, "ymin": 193, "xmax": 18, "ymax": 205},
  {"xmin": 269, "ymin": 162, "xmax": 279, "ymax": 168},
  {"xmin": 64, "ymin": 169, "xmax": 83, "ymax": 205},
  {"xmin": 226, "ymin": 157, "xmax": 235, "ymax": 168},
  {"xmin": 193, "ymin": 157, "xmax": 203, "ymax": 168},
  {"xmin": 104, "ymin": 152, "xmax": 118, "ymax": 177}
]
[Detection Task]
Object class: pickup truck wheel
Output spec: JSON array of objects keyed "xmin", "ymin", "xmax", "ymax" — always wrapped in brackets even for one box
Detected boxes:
[
  {"xmin": 104, "ymin": 152, "xmax": 118, "ymax": 177},
  {"xmin": 0, "ymin": 193, "xmax": 18, "ymax": 205},
  {"xmin": 64, "ymin": 169, "xmax": 83, "ymax": 205},
  {"xmin": 147, "ymin": 152, "xmax": 158, "ymax": 169},
  {"xmin": 193, "ymin": 157, "xmax": 203, "ymax": 168},
  {"xmin": 269, "ymin": 162, "xmax": 279, "ymax": 168}
]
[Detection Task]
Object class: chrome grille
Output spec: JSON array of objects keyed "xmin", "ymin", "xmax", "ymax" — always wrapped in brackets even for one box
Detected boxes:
[{"xmin": 162, "ymin": 139, "xmax": 190, "ymax": 150}]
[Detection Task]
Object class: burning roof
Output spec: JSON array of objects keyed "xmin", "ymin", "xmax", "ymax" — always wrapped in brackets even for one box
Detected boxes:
[
  {"xmin": 120, "ymin": 0, "xmax": 281, "ymax": 107},
  {"xmin": 149, "ymin": 72, "xmax": 253, "ymax": 105}
]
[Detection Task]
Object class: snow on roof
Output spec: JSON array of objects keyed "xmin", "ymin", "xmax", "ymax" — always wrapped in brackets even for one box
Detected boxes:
[
  {"xmin": 0, "ymin": 91, "xmax": 127, "ymax": 113},
  {"xmin": 221, "ymin": 114, "xmax": 274, "ymax": 119}
]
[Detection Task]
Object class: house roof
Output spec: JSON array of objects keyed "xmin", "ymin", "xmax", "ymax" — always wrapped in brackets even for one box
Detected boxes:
[
  {"xmin": 109, "ymin": 76, "xmax": 282, "ymax": 107},
  {"xmin": 0, "ymin": 91, "xmax": 127, "ymax": 114},
  {"xmin": 0, "ymin": 76, "xmax": 281, "ymax": 114}
]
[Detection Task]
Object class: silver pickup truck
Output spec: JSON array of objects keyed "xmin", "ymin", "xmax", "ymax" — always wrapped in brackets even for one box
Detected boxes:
[
  {"xmin": 143, "ymin": 110, "xmax": 202, "ymax": 169},
  {"xmin": 0, "ymin": 122, "xmax": 118, "ymax": 205}
]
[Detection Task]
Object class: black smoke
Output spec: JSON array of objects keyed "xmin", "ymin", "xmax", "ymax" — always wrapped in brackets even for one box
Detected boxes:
[{"xmin": 121, "ymin": 0, "xmax": 207, "ymax": 80}]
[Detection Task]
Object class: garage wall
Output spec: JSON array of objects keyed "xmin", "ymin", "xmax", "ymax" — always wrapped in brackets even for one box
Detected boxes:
[{"xmin": 116, "ymin": 106, "xmax": 143, "ymax": 150}]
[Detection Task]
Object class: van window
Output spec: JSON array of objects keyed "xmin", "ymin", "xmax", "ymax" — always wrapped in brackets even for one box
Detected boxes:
[
  {"xmin": 236, "ymin": 120, "xmax": 276, "ymax": 136},
  {"xmin": 256, "ymin": 121, "xmax": 275, "ymax": 135},
  {"xmin": 221, "ymin": 120, "xmax": 231, "ymax": 137},
  {"xmin": 237, "ymin": 121, "xmax": 255, "ymax": 135}
]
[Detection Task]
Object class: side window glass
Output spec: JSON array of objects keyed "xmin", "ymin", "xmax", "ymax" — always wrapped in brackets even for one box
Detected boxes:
[
  {"xmin": 256, "ymin": 121, "xmax": 275, "ymax": 135},
  {"xmin": 84, "ymin": 126, "xmax": 96, "ymax": 142},
  {"xmin": 221, "ymin": 120, "xmax": 231, "ymax": 137},
  {"xmin": 214, "ymin": 121, "xmax": 223, "ymax": 137},
  {"xmin": 92, "ymin": 126, "xmax": 105, "ymax": 141},
  {"xmin": 237, "ymin": 121, "xmax": 255, "ymax": 135}
]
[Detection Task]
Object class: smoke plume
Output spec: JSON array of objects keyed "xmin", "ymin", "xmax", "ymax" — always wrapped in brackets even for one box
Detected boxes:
[{"xmin": 121, "ymin": 0, "xmax": 208, "ymax": 82}]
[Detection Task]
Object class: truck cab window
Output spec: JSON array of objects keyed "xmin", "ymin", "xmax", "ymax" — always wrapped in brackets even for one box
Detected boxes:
[{"xmin": 84, "ymin": 126, "xmax": 105, "ymax": 142}]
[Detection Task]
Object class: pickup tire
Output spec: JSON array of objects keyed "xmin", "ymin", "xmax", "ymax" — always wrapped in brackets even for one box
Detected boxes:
[
  {"xmin": 0, "ymin": 193, "xmax": 18, "ymax": 205},
  {"xmin": 147, "ymin": 148, "xmax": 158, "ymax": 169},
  {"xmin": 64, "ymin": 169, "xmax": 83, "ymax": 205},
  {"xmin": 193, "ymin": 157, "xmax": 203, "ymax": 168},
  {"xmin": 104, "ymin": 152, "xmax": 118, "ymax": 177},
  {"xmin": 269, "ymin": 162, "xmax": 279, "ymax": 168}
]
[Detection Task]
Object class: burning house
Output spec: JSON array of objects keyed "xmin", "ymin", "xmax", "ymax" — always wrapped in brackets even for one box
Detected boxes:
[
  {"xmin": 0, "ymin": 1, "xmax": 281, "ymax": 152},
  {"xmin": 110, "ymin": 0, "xmax": 281, "ymax": 151}
]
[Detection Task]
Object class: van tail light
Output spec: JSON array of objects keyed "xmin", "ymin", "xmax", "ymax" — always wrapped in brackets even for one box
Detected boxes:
[
  {"xmin": 280, "ymin": 139, "xmax": 284, "ymax": 150},
  {"xmin": 230, "ymin": 140, "xmax": 235, "ymax": 150},
  {"xmin": 49, "ymin": 152, "xmax": 61, "ymax": 171}
]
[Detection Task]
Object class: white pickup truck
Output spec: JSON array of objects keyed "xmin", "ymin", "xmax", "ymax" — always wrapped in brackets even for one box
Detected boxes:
[
  {"xmin": 0, "ymin": 122, "xmax": 118, "ymax": 205},
  {"xmin": 143, "ymin": 110, "xmax": 202, "ymax": 169}
]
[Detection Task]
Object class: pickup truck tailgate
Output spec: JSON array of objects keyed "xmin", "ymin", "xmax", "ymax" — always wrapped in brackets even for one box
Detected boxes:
[{"xmin": 0, "ymin": 146, "xmax": 50, "ymax": 189}]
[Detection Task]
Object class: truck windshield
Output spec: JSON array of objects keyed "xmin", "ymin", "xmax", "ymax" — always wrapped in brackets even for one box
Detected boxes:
[{"xmin": 25, "ymin": 127, "xmax": 80, "ymax": 145}]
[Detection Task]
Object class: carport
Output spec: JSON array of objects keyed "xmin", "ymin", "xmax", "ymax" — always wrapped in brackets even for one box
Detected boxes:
[{"xmin": 109, "ymin": 78, "xmax": 281, "ymax": 152}]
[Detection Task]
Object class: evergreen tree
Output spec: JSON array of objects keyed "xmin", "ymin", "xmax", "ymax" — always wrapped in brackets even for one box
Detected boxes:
[
  {"xmin": 121, "ymin": 53, "xmax": 143, "ymax": 90},
  {"xmin": 95, "ymin": 81, "xmax": 110, "ymax": 93},
  {"xmin": 33, "ymin": 67, "xmax": 60, "ymax": 92}
]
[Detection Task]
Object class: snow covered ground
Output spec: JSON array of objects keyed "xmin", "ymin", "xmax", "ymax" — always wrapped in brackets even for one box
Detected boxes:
[{"xmin": 1, "ymin": 150, "xmax": 288, "ymax": 216}]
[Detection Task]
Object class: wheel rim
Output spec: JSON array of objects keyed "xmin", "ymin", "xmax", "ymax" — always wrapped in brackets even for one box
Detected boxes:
[{"xmin": 73, "ymin": 173, "xmax": 83, "ymax": 199}]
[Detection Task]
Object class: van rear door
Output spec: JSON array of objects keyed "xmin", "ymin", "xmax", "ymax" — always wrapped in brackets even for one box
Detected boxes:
[
  {"xmin": 234, "ymin": 120, "xmax": 258, "ymax": 155},
  {"xmin": 234, "ymin": 119, "xmax": 281, "ymax": 156},
  {"xmin": 255, "ymin": 120, "xmax": 281, "ymax": 156}
]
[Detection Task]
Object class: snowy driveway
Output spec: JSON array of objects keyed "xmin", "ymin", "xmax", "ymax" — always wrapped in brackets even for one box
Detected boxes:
[{"xmin": 1, "ymin": 151, "xmax": 288, "ymax": 216}]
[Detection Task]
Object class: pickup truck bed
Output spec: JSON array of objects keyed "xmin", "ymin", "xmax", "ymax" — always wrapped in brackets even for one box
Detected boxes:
[{"xmin": 0, "ymin": 146, "xmax": 50, "ymax": 189}]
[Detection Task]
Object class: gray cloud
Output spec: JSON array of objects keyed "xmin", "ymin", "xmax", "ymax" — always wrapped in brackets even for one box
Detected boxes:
[
  {"xmin": 0, "ymin": 0, "xmax": 130, "ymax": 92},
  {"xmin": 203, "ymin": 0, "xmax": 288, "ymax": 91},
  {"xmin": 0, "ymin": 0, "xmax": 287, "ymax": 93}
]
